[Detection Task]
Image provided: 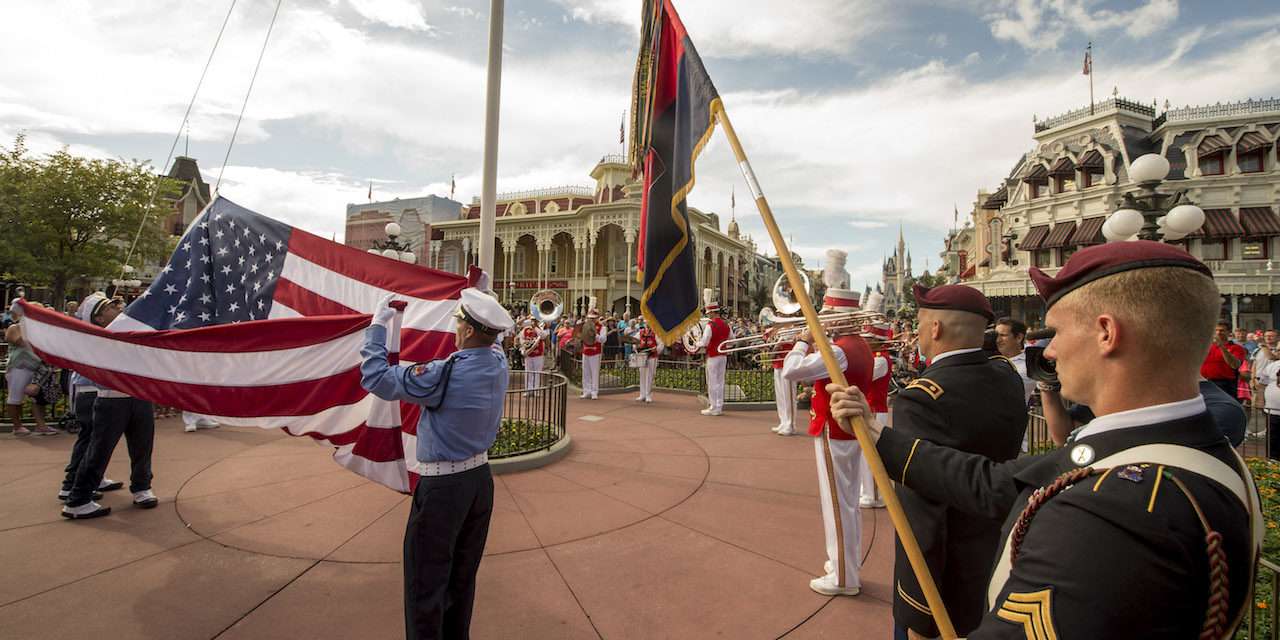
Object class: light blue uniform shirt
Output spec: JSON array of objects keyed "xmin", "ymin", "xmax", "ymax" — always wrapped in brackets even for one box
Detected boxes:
[{"xmin": 360, "ymin": 325, "xmax": 508, "ymax": 464}]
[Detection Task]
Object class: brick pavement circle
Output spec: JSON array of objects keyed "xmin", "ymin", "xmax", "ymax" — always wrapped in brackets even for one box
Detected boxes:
[{"xmin": 0, "ymin": 392, "xmax": 894, "ymax": 639}]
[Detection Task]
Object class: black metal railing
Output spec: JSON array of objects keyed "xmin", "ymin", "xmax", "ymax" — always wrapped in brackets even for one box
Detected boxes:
[
  {"xmin": 555, "ymin": 353, "xmax": 781, "ymax": 402},
  {"xmin": 1246, "ymin": 558, "xmax": 1280, "ymax": 639},
  {"xmin": 489, "ymin": 370, "xmax": 568, "ymax": 459}
]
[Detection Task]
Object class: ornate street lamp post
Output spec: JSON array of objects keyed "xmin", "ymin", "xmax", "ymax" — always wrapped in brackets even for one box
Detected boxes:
[
  {"xmin": 1103, "ymin": 154, "xmax": 1205, "ymax": 243},
  {"xmin": 367, "ymin": 222, "xmax": 416, "ymax": 263}
]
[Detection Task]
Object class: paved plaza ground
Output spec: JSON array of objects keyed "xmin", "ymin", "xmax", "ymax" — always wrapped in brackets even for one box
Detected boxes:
[{"xmin": 0, "ymin": 392, "xmax": 895, "ymax": 639}]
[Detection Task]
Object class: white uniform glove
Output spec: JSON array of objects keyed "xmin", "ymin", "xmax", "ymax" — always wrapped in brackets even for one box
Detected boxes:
[{"xmin": 373, "ymin": 294, "xmax": 398, "ymax": 329}]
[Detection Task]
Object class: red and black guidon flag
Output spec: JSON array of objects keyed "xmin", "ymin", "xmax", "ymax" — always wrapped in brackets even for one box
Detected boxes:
[{"xmin": 633, "ymin": 0, "xmax": 720, "ymax": 345}]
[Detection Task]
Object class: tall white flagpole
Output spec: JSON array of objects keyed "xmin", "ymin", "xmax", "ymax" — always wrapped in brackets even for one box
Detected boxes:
[{"xmin": 477, "ymin": 0, "xmax": 505, "ymax": 283}]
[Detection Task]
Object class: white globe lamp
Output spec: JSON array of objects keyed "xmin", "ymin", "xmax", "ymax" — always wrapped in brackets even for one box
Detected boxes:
[
  {"xmin": 400, "ymin": 251, "xmax": 416, "ymax": 263},
  {"xmin": 381, "ymin": 248, "xmax": 399, "ymax": 259},
  {"xmin": 367, "ymin": 248, "xmax": 380, "ymax": 255},
  {"xmin": 1165, "ymin": 204, "xmax": 1206, "ymax": 235},
  {"xmin": 1108, "ymin": 208, "xmax": 1144, "ymax": 238},
  {"xmin": 385, "ymin": 222, "xmax": 402, "ymax": 238},
  {"xmin": 1129, "ymin": 154, "xmax": 1170, "ymax": 185},
  {"xmin": 1101, "ymin": 217, "xmax": 1123, "ymax": 242}
]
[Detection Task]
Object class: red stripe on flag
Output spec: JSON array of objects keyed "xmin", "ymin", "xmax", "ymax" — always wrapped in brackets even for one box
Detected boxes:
[
  {"xmin": 21, "ymin": 301, "xmax": 369, "ymax": 352},
  {"xmin": 288, "ymin": 228, "xmax": 468, "ymax": 300},
  {"xmin": 31, "ymin": 353, "xmax": 367, "ymax": 418},
  {"xmin": 401, "ymin": 329, "xmax": 457, "ymax": 364},
  {"xmin": 273, "ymin": 278, "xmax": 358, "ymax": 316},
  {"xmin": 351, "ymin": 426, "xmax": 406, "ymax": 463}
]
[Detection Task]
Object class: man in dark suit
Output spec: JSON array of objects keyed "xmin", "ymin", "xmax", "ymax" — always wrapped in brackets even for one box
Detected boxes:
[
  {"xmin": 829, "ymin": 241, "xmax": 1260, "ymax": 639},
  {"xmin": 888, "ymin": 284, "xmax": 1028, "ymax": 639}
]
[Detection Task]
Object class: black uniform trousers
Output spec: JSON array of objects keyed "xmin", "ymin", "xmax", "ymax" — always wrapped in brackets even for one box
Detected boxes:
[
  {"xmin": 404, "ymin": 464, "xmax": 494, "ymax": 640},
  {"xmin": 67, "ymin": 397, "xmax": 154, "ymax": 507},
  {"xmin": 60, "ymin": 391, "xmax": 98, "ymax": 492}
]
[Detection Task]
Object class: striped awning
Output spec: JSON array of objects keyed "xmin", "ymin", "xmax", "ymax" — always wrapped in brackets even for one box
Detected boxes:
[
  {"xmin": 1069, "ymin": 217, "xmax": 1106, "ymax": 245},
  {"xmin": 1198, "ymin": 135, "xmax": 1231, "ymax": 155},
  {"xmin": 982, "ymin": 186, "xmax": 1008, "ymax": 209},
  {"xmin": 1241, "ymin": 207, "xmax": 1280, "ymax": 237},
  {"xmin": 1023, "ymin": 164, "xmax": 1048, "ymax": 182},
  {"xmin": 1238, "ymin": 131, "xmax": 1274, "ymax": 153},
  {"xmin": 1041, "ymin": 221, "xmax": 1078, "ymax": 249},
  {"xmin": 1187, "ymin": 209, "xmax": 1244, "ymax": 239},
  {"xmin": 1018, "ymin": 224, "xmax": 1050, "ymax": 250},
  {"xmin": 1049, "ymin": 157, "xmax": 1075, "ymax": 176}
]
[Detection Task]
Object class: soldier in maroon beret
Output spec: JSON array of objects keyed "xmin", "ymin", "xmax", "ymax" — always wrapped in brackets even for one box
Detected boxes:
[
  {"xmin": 827, "ymin": 240, "xmax": 1259, "ymax": 639},
  {"xmin": 855, "ymin": 282, "xmax": 1028, "ymax": 638}
]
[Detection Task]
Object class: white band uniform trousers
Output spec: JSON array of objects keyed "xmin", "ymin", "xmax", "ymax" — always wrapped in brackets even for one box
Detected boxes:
[
  {"xmin": 815, "ymin": 436, "xmax": 863, "ymax": 587},
  {"xmin": 639, "ymin": 357, "xmax": 658, "ymax": 401},
  {"xmin": 705, "ymin": 355, "xmax": 726, "ymax": 412},
  {"xmin": 772, "ymin": 368, "xmax": 795, "ymax": 430},
  {"xmin": 581, "ymin": 354, "xmax": 601, "ymax": 398}
]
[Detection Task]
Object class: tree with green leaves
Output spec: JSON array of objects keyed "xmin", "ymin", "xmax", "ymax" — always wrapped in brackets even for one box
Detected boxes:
[{"xmin": 0, "ymin": 135, "xmax": 178, "ymax": 305}]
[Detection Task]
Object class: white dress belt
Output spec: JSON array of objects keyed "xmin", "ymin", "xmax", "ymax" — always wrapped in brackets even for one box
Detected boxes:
[{"xmin": 419, "ymin": 452, "xmax": 489, "ymax": 477}]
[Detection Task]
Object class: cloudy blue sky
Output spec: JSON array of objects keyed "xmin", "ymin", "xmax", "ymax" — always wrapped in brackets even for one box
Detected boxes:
[{"xmin": 2, "ymin": 0, "xmax": 1279, "ymax": 290}]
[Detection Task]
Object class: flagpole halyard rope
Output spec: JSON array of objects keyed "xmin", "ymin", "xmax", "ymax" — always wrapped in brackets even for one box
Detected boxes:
[
  {"xmin": 117, "ymin": 0, "xmax": 240, "ymax": 291},
  {"xmin": 713, "ymin": 100, "xmax": 958, "ymax": 640},
  {"xmin": 215, "ymin": 0, "xmax": 284, "ymax": 193}
]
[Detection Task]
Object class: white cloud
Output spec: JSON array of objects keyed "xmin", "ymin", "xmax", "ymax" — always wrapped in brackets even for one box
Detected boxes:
[
  {"xmin": 928, "ymin": 33, "xmax": 949, "ymax": 48},
  {"xmin": 847, "ymin": 220, "xmax": 890, "ymax": 229},
  {"xmin": 347, "ymin": 0, "xmax": 432, "ymax": 31},
  {"xmin": 984, "ymin": 0, "xmax": 1180, "ymax": 51},
  {"xmin": 552, "ymin": 0, "xmax": 891, "ymax": 58},
  {"xmin": 679, "ymin": 28, "xmax": 1280, "ymax": 239}
]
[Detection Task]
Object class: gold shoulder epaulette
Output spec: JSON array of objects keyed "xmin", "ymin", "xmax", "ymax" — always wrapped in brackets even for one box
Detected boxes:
[
  {"xmin": 989, "ymin": 354, "xmax": 1013, "ymax": 365},
  {"xmin": 905, "ymin": 378, "xmax": 944, "ymax": 400}
]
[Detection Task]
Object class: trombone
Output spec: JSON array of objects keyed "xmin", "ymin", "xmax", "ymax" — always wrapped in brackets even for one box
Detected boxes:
[{"xmin": 718, "ymin": 273, "xmax": 914, "ymax": 364}]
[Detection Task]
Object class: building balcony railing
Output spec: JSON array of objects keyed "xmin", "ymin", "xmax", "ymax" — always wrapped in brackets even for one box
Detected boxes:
[
  {"xmin": 598, "ymin": 153, "xmax": 628, "ymax": 166},
  {"xmin": 1034, "ymin": 97, "xmax": 1156, "ymax": 133},
  {"xmin": 1154, "ymin": 97, "xmax": 1280, "ymax": 129},
  {"xmin": 1204, "ymin": 259, "xmax": 1279, "ymax": 276},
  {"xmin": 469, "ymin": 185, "xmax": 595, "ymax": 204}
]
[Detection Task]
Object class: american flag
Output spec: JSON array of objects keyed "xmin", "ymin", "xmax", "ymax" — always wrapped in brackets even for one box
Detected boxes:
[{"xmin": 21, "ymin": 196, "xmax": 478, "ymax": 493}]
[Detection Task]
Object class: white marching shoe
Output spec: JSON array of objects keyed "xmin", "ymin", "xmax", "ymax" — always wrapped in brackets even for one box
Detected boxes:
[
  {"xmin": 700, "ymin": 408, "xmax": 722, "ymax": 416},
  {"xmin": 809, "ymin": 573, "xmax": 860, "ymax": 597}
]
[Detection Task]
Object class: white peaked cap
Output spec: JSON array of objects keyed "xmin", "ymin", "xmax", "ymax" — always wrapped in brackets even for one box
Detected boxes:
[{"xmin": 459, "ymin": 288, "xmax": 514, "ymax": 332}]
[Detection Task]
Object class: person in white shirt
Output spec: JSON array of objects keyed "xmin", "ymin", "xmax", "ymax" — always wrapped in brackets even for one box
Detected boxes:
[{"xmin": 1257, "ymin": 356, "xmax": 1280, "ymax": 459}]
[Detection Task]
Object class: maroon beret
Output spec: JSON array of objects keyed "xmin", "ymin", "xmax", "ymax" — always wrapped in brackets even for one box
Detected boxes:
[
  {"xmin": 1029, "ymin": 240, "xmax": 1213, "ymax": 309},
  {"xmin": 913, "ymin": 283, "xmax": 994, "ymax": 321}
]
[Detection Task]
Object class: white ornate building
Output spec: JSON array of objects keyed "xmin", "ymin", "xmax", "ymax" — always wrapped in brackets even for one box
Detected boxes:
[
  {"xmin": 952, "ymin": 96, "xmax": 1280, "ymax": 329},
  {"xmin": 425, "ymin": 154, "xmax": 782, "ymax": 317}
]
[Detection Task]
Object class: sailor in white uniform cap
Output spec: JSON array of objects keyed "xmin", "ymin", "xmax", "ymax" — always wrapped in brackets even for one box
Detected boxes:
[{"xmin": 360, "ymin": 286, "xmax": 513, "ymax": 640}]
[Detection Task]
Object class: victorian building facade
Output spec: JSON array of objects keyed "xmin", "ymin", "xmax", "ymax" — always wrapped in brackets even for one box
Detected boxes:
[
  {"xmin": 951, "ymin": 96, "xmax": 1280, "ymax": 329},
  {"xmin": 344, "ymin": 195, "xmax": 464, "ymax": 266},
  {"xmin": 426, "ymin": 154, "xmax": 781, "ymax": 318}
]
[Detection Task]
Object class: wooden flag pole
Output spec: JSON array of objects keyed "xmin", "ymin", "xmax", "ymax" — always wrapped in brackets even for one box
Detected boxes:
[{"xmin": 714, "ymin": 102, "xmax": 958, "ymax": 640}]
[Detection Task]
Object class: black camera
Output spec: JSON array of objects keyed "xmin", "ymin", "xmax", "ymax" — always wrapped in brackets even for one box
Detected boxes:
[{"xmin": 1024, "ymin": 328, "xmax": 1058, "ymax": 384}]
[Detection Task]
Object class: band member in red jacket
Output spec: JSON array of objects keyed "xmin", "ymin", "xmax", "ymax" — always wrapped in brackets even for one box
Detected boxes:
[
  {"xmin": 579, "ymin": 309, "xmax": 606, "ymax": 399},
  {"xmin": 634, "ymin": 319, "xmax": 663, "ymax": 403},
  {"xmin": 765, "ymin": 321, "xmax": 797, "ymax": 435},
  {"xmin": 518, "ymin": 319, "xmax": 548, "ymax": 397},
  {"xmin": 696, "ymin": 296, "xmax": 731, "ymax": 416},
  {"xmin": 782, "ymin": 287, "xmax": 874, "ymax": 597},
  {"xmin": 860, "ymin": 320, "xmax": 893, "ymax": 508}
]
